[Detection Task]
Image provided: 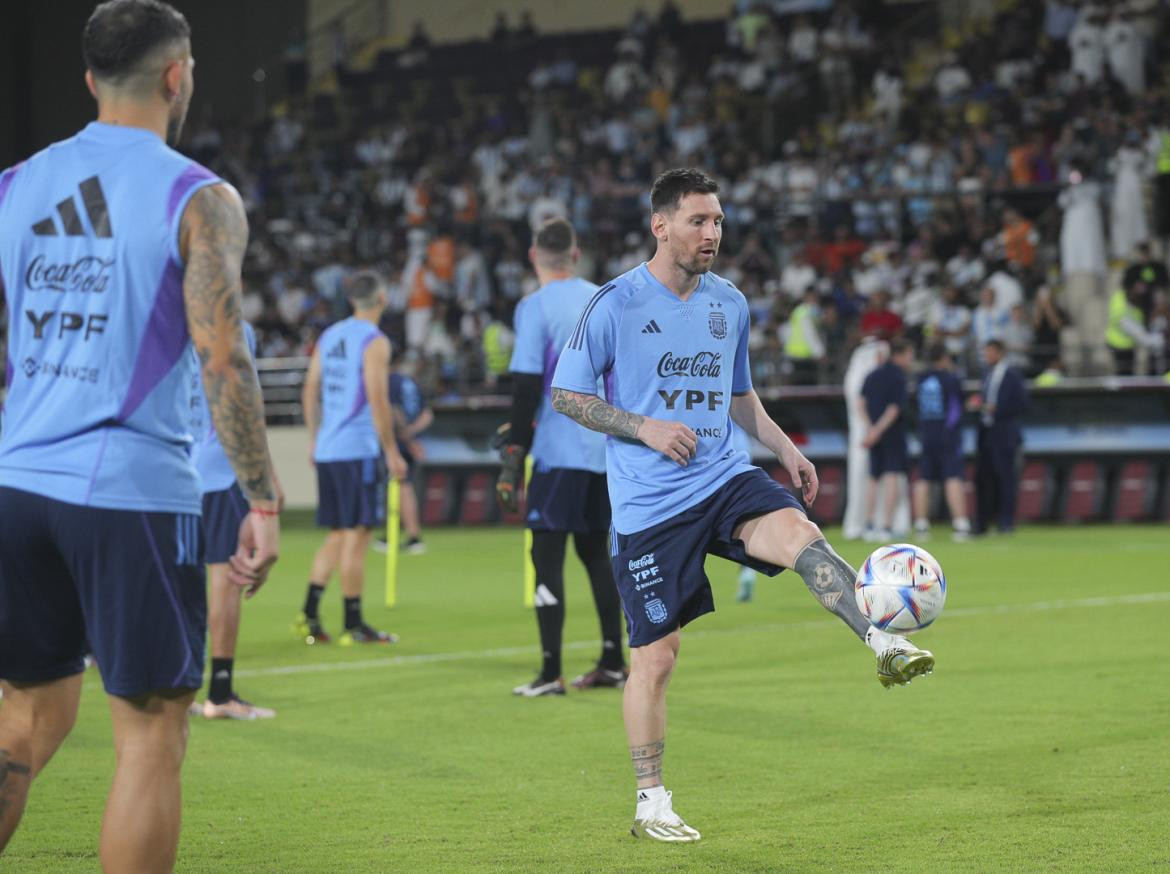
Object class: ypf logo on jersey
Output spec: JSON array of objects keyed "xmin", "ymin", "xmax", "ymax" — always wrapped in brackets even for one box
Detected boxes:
[{"xmin": 707, "ymin": 301, "xmax": 727, "ymax": 340}]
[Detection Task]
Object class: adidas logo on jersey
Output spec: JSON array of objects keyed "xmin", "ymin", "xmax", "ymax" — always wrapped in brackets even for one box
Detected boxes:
[
  {"xmin": 326, "ymin": 339, "xmax": 347, "ymax": 359},
  {"xmin": 641, "ymin": 320, "xmax": 662, "ymax": 334},
  {"xmin": 31, "ymin": 176, "xmax": 112, "ymax": 239}
]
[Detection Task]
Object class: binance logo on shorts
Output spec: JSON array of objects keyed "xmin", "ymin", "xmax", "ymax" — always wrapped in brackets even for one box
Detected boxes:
[{"xmin": 645, "ymin": 598, "xmax": 668, "ymax": 624}]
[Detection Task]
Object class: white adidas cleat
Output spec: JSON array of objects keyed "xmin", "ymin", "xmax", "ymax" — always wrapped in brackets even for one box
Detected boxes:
[{"xmin": 631, "ymin": 790, "xmax": 701, "ymax": 843}]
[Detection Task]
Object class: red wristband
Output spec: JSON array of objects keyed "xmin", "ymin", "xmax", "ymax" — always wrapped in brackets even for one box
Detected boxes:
[{"xmin": 250, "ymin": 506, "xmax": 279, "ymax": 517}]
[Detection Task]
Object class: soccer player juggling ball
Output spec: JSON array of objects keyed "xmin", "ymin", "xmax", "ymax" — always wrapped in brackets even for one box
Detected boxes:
[{"xmin": 551, "ymin": 168, "xmax": 936, "ymax": 843}]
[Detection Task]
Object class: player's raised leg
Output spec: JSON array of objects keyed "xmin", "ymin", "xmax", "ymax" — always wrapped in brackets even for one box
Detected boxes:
[
  {"xmin": 734, "ymin": 508, "xmax": 934, "ymax": 687},
  {"xmin": 0, "ymin": 676, "xmax": 82, "ymax": 851},
  {"xmin": 624, "ymin": 632, "xmax": 700, "ymax": 842},
  {"xmin": 101, "ymin": 689, "xmax": 194, "ymax": 872}
]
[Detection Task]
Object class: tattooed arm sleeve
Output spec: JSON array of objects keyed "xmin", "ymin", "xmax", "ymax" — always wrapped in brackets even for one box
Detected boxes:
[
  {"xmin": 551, "ymin": 387, "xmax": 643, "ymax": 440},
  {"xmin": 181, "ymin": 183, "xmax": 276, "ymax": 503}
]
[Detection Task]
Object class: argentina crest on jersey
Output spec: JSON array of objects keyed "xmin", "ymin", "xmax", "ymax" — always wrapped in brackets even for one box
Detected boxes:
[{"xmin": 707, "ymin": 301, "xmax": 727, "ymax": 340}]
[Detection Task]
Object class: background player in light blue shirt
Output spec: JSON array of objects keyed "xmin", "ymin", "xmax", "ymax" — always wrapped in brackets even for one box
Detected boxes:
[
  {"xmin": 296, "ymin": 272, "xmax": 407, "ymax": 645},
  {"xmin": 188, "ymin": 322, "xmax": 283, "ymax": 720},
  {"xmin": 387, "ymin": 353, "xmax": 433, "ymax": 553},
  {"xmin": 912, "ymin": 343, "xmax": 971, "ymax": 540},
  {"xmin": 0, "ymin": 2, "xmax": 279, "ymax": 867},
  {"xmin": 494, "ymin": 218, "xmax": 625, "ymax": 697},
  {"xmin": 552, "ymin": 168, "xmax": 936, "ymax": 842}
]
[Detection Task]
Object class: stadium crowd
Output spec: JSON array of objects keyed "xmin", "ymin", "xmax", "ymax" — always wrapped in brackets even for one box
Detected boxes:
[{"xmin": 12, "ymin": 0, "xmax": 1163, "ymax": 397}]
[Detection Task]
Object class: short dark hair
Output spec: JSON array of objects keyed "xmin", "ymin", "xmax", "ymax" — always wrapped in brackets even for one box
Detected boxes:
[
  {"xmin": 927, "ymin": 343, "xmax": 949, "ymax": 364},
  {"xmin": 533, "ymin": 217, "xmax": 575, "ymax": 255},
  {"xmin": 345, "ymin": 270, "xmax": 384, "ymax": 306},
  {"xmin": 984, "ymin": 338, "xmax": 1005, "ymax": 353},
  {"xmin": 889, "ymin": 338, "xmax": 911, "ymax": 357},
  {"xmin": 650, "ymin": 168, "xmax": 720, "ymax": 215},
  {"xmin": 83, "ymin": 0, "xmax": 190, "ymax": 82}
]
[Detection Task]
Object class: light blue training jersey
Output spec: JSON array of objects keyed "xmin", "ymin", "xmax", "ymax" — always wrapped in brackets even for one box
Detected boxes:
[
  {"xmin": 312, "ymin": 317, "xmax": 383, "ymax": 462},
  {"xmin": 510, "ymin": 277, "xmax": 606, "ymax": 474},
  {"xmin": 189, "ymin": 322, "xmax": 257, "ymax": 494},
  {"xmin": 0, "ymin": 122, "xmax": 221, "ymax": 513},
  {"xmin": 552, "ymin": 264, "xmax": 755, "ymax": 534}
]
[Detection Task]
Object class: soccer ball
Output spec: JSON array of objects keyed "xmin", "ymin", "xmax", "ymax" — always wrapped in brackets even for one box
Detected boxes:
[{"xmin": 854, "ymin": 543, "xmax": 946, "ymax": 634}]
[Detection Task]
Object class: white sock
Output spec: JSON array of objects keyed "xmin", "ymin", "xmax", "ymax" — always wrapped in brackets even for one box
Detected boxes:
[
  {"xmin": 914, "ymin": 517, "xmax": 928, "ymax": 531},
  {"xmin": 865, "ymin": 626, "xmax": 897, "ymax": 654},
  {"xmin": 953, "ymin": 517, "xmax": 971, "ymax": 532},
  {"xmin": 636, "ymin": 785, "xmax": 667, "ymax": 811}
]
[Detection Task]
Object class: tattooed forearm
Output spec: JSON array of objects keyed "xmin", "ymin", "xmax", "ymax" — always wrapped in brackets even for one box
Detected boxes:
[
  {"xmin": 629, "ymin": 740, "xmax": 664, "ymax": 783},
  {"xmin": 182, "ymin": 184, "xmax": 275, "ymax": 502},
  {"xmin": 551, "ymin": 388, "xmax": 643, "ymax": 439},
  {"xmin": 0, "ymin": 747, "xmax": 32, "ymax": 825}
]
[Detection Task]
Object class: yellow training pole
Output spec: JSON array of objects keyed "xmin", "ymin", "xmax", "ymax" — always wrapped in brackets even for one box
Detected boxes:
[
  {"xmin": 385, "ymin": 478, "xmax": 401, "ymax": 607},
  {"xmin": 522, "ymin": 455, "xmax": 535, "ymax": 607}
]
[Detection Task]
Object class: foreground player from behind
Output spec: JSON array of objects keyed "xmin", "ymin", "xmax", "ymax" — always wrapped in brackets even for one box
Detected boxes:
[
  {"xmin": 0, "ymin": 1, "xmax": 279, "ymax": 868},
  {"xmin": 495, "ymin": 218, "xmax": 627, "ymax": 696},
  {"xmin": 551, "ymin": 168, "xmax": 934, "ymax": 843},
  {"xmin": 189, "ymin": 322, "xmax": 281, "ymax": 719},
  {"xmin": 296, "ymin": 272, "xmax": 408, "ymax": 645}
]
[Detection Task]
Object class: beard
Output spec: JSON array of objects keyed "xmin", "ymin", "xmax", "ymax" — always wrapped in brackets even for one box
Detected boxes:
[{"xmin": 675, "ymin": 246, "xmax": 717, "ymax": 276}]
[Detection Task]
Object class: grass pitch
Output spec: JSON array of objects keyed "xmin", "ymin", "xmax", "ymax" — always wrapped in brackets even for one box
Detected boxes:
[{"xmin": 3, "ymin": 523, "xmax": 1168, "ymax": 872}]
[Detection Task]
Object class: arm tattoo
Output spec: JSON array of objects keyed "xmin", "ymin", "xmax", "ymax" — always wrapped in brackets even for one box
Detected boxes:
[
  {"xmin": 182, "ymin": 185, "xmax": 275, "ymax": 502},
  {"xmin": 629, "ymin": 740, "xmax": 664, "ymax": 783},
  {"xmin": 0, "ymin": 747, "xmax": 32, "ymax": 822},
  {"xmin": 551, "ymin": 387, "xmax": 643, "ymax": 440}
]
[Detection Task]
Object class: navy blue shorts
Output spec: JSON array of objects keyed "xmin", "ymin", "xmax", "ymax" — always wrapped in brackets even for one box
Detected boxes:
[
  {"xmin": 316, "ymin": 457, "xmax": 386, "ymax": 529},
  {"xmin": 202, "ymin": 482, "xmax": 248, "ymax": 563},
  {"xmin": 869, "ymin": 435, "xmax": 909, "ymax": 477},
  {"xmin": 0, "ymin": 487, "xmax": 206, "ymax": 697},
  {"xmin": 610, "ymin": 468, "xmax": 804, "ymax": 647},
  {"xmin": 526, "ymin": 469, "xmax": 611, "ymax": 533},
  {"xmin": 918, "ymin": 438, "xmax": 963, "ymax": 482}
]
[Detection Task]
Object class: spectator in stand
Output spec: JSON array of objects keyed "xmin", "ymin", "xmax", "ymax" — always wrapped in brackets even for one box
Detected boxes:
[
  {"xmin": 860, "ymin": 290, "xmax": 903, "ymax": 341},
  {"xmin": 780, "ymin": 250, "xmax": 817, "ymax": 300},
  {"xmin": 783, "ymin": 287, "xmax": 826, "ymax": 385},
  {"xmin": 1059, "ymin": 168, "xmax": 1109, "ymax": 374},
  {"xmin": 1031, "ymin": 284, "xmax": 1068, "ymax": 367},
  {"xmin": 1107, "ymin": 284, "xmax": 1164, "ymax": 375},
  {"xmin": 934, "ymin": 52, "xmax": 972, "ymax": 101},
  {"xmin": 930, "ymin": 284, "xmax": 972, "ymax": 373},
  {"xmin": 998, "ymin": 208, "xmax": 1038, "ymax": 276},
  {"xmin": 945, "ymin": 243, "xmax": 985, "ymax": 291},
  {"xmin": 1068, "ymin": 7, "xmax": 1106, "ymax": 85},
  {"xmin": 1104, "ymin": 6, "xmax": 1143, "ymax": 96},
  {"xmin": 1110, "ymin": 134, "xmax": 1149, "ymax": 260},
  {"xmin": 1004, "ymin": 303, "xmax": 1035, "ymax": 372},
  {"xmin": 972, "ymin": 285, "xmax": 1010, "ymax": 350}
]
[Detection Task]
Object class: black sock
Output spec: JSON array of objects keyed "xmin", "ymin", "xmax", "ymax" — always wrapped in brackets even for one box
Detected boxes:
[
  {"xmin": 531, "ymin": 531, "xmax": 567, "ymax": 682},
  {"xmin": 303, "ymin": 583, "xmax": 326, "ymax": 620},
  {"xmin": 344, "ymin": 596, "xmax": 363, "ymax": 630},
  {"xmin": 208, "ymin": 657, "xmax": 234, "ymax": 704},
  {"xmin": 575, "ymin": 532, "xmax": 625, "ymax": 670}
]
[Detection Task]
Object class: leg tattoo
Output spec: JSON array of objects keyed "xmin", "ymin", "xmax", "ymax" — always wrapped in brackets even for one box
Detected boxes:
[
  {"xmin": 0, "ymin": 748, "xmax": 32, "ymax": 821},
  {"xmin": 630, "ymin": 741, "xmax": 664, "ymax": 785},
  {"xmin": 792, "ymin": 538, "xmax": 870, "ymax": 640}
]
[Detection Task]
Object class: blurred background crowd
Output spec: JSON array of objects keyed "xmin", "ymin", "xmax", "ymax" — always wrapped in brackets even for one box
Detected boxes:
[{"xmin": 70, "ymin": 0, "xmax": 1170, "ymax": 396}]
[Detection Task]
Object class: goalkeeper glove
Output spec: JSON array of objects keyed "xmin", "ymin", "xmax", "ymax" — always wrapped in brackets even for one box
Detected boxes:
[{"xmin": 492, "ymin": 423, "xmax": 526, "ymax": 513}]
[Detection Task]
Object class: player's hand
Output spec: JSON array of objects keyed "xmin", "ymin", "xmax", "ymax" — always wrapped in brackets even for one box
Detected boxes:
[
  {"xmin": 408, "ymin": 438, "xmax": 426, "ymax": 462},
  {"xmin": 307, "ymin": 438, "xmax": 317, "ymax": 467},
  {"xmin": 861, "ymin": 427, "xmax": 880, "ymax": 449},
  {"xmin": 782, "ymin": 447, "xmax": 819, "ymax": 505},
  {"xmin": 637, "ymin": 417, "xmax": 698, "ymax": 467},
  {"xmin": 387, "ymin": 451, "xmax": 409, "ymax": 481},
  {"xmin": 231, "ymin": 506, "xmax": 280, "ymax": 598},
  {"xmin": 495, "ymin": 443, "xmax": 526, "ymax": 512},
  {"xmin": 965, "ymin": 393, "xmax": 983, "ymax": 412}
]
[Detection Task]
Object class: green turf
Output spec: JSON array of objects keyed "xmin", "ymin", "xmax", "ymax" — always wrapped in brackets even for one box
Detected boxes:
[{"xmin": 4, "ymin": 524, "xmax": 1169, "ymax": 872}]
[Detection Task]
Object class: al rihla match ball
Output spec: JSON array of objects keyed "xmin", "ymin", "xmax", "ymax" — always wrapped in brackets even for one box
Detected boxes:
[{"xmin": 854, "ymin": 543, "xmax": 946, "ymax": 633}]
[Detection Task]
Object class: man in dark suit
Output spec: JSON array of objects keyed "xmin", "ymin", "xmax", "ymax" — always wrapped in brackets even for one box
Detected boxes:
[{"xmin": 971, "ymin": 339, "xmax": 1030, "ymax": 534}]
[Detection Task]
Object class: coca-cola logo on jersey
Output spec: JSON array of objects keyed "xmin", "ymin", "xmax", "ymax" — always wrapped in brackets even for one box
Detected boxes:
[
  {"xmin": 656, "ymin": 351, "xmax": 722, "ymax": 379},
  {"xmin": 25, "ymin": 255, "xmax": 113, "ymax": 294}
]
